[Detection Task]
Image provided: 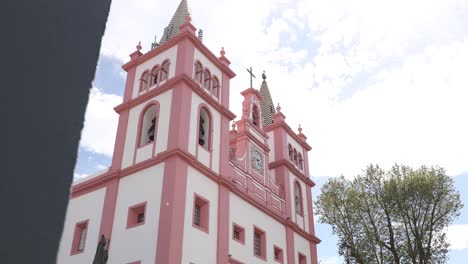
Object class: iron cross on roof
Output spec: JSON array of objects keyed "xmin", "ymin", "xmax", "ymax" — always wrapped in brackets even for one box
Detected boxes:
[{"xmin": 246, "ymin": 67, "xmax": 256, "ymax": 88}]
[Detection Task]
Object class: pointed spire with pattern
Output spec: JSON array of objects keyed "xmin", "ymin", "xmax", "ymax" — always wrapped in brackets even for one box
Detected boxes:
[
  {"xmin": 159, "ymin": 0, "xmax": 190, "ymax": 44},
  {"xmin": 259, "ymin": 71, "xmax": 276, "ymax": 126}
]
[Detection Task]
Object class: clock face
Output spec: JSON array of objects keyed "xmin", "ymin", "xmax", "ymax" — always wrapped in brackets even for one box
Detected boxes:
[{"xmin": 251, "ymin": 149, "xmax": 263, "ymax": 172}]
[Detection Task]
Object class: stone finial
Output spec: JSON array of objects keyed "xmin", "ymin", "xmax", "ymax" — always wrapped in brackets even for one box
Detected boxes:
[
  {"xmin": 220, "ymin": 47, "xmax": 226, "ymax": 57},
  {"xmin": 231, "ymin": 122, "xmax": 236, "ymax": 131},
  {"xmin": 136, "ymin": 41, "xmax": 142, "ymax": 51},
  {"xmin": 262, "ymin": 71, "xmax": 266, "ymax": 80},
  {"xmin": 276, "ymin": 102, "xmax": 281, "ymax": 112},
  {"xmin": 185, "ymin": 13, "xmax": 192, "ymax": 23},
  {"xmin": 298, "ymin": 124, "xmax": 303, "ymax": 133}
]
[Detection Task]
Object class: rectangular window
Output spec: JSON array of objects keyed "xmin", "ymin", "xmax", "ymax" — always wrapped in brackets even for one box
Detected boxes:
[
  {"xmin": 232, "ymin": 223, "xmax": 245, "ymax": 244},
  {"xmin": 193, "ymin": 204, "xmax": 201, "ymax": 226},
  {"xmin": 137, "ymin": 213, "xmax": 145, "ymax": 223},
  {"xmin": 274, "ymin": 246, "xmax": 284, "ymax": 263},
  {"xmin": 127, "ymin": 202, "xmax": 147, "ymax": 229},
  {"xmin": 254, "ymin": 233, "xmax": 261, "ymax": 256},
  {"xmin": 192, "ymin": 193, "xmax": 209, "ymax": 233},
  {"xmin": 253, "ymin": 226, "xmax": 266, "ymax": 260},
  {"xmin": 77, "ymin": 226, "xmax": 87, "ymax": 251},
  {"xmin": 70, "ymin": 219, "xmax": 89, "ymax": 255},
  {"xmin": 299, "ymin": 252, "xmax": 307, "ymax": 264}
]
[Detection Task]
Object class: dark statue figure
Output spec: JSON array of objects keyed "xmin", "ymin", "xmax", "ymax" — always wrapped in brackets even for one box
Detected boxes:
[
  {"xmin": 147, "ymin": 117, "xmax": 156, "ymax": 142},
  {"xmin": 93, "ymin": 235, "xmax": 109, "ymax": 264},
  {"xmin": 199, "ymin": 116, "xmax": 205, "ymax": 145}
]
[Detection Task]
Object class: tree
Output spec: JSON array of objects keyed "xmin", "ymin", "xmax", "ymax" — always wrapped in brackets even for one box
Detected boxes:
[{"xmin": 315, "ymin": 164, "xmax": 463, "ymax": 264}]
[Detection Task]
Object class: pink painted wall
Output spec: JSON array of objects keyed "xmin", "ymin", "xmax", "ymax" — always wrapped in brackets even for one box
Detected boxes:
[{"xmin": 59, "ymin": 14, "xmax": 320, "ymax": 264}]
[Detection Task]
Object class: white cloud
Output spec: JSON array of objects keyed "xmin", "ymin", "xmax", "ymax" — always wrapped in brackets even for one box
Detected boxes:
[
  {"xmin": 87, "ymin": 0, "xmax": 468, "ymax": 180},
  {"xmin": 446, "ymin": 224, "xmax": 468, "ymax": 250},
  {"xmin": 308, "ymin": 38, "xmax": 468, "ymax": 177},
  {"xmin": 95, "ymin": 164, "xmax": 108, "ymax": 171},
  {"xmin": 319, "ymin": 256, "xmax": 341, "ymax": 264},
  {"xmin": 79, "ymin": 87, "xmax": 122, "ymax": 156},
  {"xmin": 73, "ymin": 173, "xmax": 89, "ymax": 180}
]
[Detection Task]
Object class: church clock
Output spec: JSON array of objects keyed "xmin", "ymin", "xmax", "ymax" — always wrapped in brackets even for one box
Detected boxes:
[{"xmin": 251, "ymin": 149, "xmax": 264, "ymax": 172}]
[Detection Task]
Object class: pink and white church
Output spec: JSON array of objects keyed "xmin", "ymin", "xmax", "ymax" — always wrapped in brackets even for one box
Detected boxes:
[{"xmin": 57, "ymin": 1, "xmax": 321, "ymax": 263}]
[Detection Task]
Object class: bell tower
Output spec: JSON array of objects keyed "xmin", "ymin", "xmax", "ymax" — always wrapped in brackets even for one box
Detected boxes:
[{"xmin": 57, "ymin": 1, "xmax": 320, "ymax": 264}]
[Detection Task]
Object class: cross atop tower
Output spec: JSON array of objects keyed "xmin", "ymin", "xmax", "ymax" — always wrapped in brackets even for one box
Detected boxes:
[{"xmin": 246, "ymin": 67, "xmax": 256, "ymax": 88}]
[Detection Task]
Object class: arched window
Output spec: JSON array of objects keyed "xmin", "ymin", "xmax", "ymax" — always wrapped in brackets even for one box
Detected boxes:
[
  {"xmin": 298, "ymin": 153, "xmax": 303, "ymax": 170},
  {"xmin": 198, "ymin": 107, "xmax": 211, "ymax": 149},
  {"xmin": 160, "ymin": 61, "xmax": 169, "ymax": 81},
  {"xmin": 294, "ymin": 182, "xmax": 303, "ymax": 215},
  {"xmin": 293, "ymin": 149, "xmax": 298, "ymax": 166},
  {"xmin": 252, "ymin": 104, "xmax": 260, "ymax": 126},
  {"xmin": 203, "ymin": 70, "xmax": 211, "ymax": 90},
  {"xmin": 212, "ymin": 77, "xmax": 219, "ymax": 98},
  {"xmin": 139, "ymin": 105, "xmax": 158, "ymax": 147},
  {"xmin": 288, "ymin": 144, "xmax": 293, "ymax": 161},
  {"xmin": 151, "ymin": 66, "xmax": 159, "ymax": 86},
  {"xmin": 140, "ymin": 71, "xmax": 150, "ymax": 92},
  {"xmin": 194, "ymin": 62, "xmax": 202, "ymax": 83}
]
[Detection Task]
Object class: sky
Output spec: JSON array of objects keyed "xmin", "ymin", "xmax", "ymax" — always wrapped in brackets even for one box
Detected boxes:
[{"xmin": 74, "ymin": 0, "xmax": 468, "ymax": 262}]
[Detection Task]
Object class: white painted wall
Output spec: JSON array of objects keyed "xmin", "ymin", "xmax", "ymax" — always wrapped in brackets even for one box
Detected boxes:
[
  {"xmin": 132, "ymin": 45, "xmax": 178, "ymax": 99},
  {"xmin": 121, "ymin": 90, "xmax": 173, "ymax": 169},
  {"xmin": 289, "ymin": 174, "xmax": 310, "ymax": 232},
  {"xmin": 267, "ymin": 131, "xmax": 275, "ymax": 161},
  {"xmin": 198, "ymin": 146, "xmax": 210, "ymax": 167},
  {"xmin": 229, "ymin": 193, "xmax": 287, "ymax": 264},
  {"xmin": 182, "ymin": 166, "xmax": 219, "ymax": 264},
  {"xmin": 294, "ymin": 232, "xmax": 311, "ymax": 263},
  {"xmin": 135, "ymin": 143, "xmax": 152, "ymax": 163},
  {"xmin": 56, "ymin": 188, "xmax": 106, "ymax": 264},
  {"xmin": 188, "ymin": 92, "xmax": 221, "ymax": 173},
  {"xmin": 107, "ymin": 164, "xmax": 165, "ymax": 264}
]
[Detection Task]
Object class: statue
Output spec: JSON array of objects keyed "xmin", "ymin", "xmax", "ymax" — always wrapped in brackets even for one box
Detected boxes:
[{"xmin": 92, "ymin": 235, "xmax": 109, "ymax": 264}]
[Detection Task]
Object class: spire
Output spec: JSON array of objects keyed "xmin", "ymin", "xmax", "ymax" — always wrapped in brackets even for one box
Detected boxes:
[
  {"xmin": 259, "ymin": 71, "xmax": 276, "ymax": 126},
  {"xmin": 159, "ymin": 0, "xmax": 190, "ymax": 44}
]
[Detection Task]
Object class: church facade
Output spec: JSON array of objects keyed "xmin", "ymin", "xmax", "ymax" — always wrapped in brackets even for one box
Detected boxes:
[{"xmin": 56, "ymin": 1, "xmax": 320, "ymax": 263}]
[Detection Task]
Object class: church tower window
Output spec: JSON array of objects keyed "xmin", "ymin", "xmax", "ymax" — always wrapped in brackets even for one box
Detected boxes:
[
  {"xmin": 212, "ymin": 76, "xmax": 219, "ymax": 98},
  {"xmin": 252, "ymin": 104, "xmax": 260, "ymax": 126},
  {"xmin": 151, "ymin": 66, "xmax": 159, "ymax": 86},
  {"xmin": 203, "ymin": 69, "xmax": 211, "ymax": 90},
  {"xmin": 293, "ymin": 149, "xmax": 298, "ymax": 166},
  {"xmin": 139, "ymin": 71, "xmax": 150, "ymax": 92},
  {"xmin": 198, "ymin": 107, "xmax": 211, "ymax": 149},
  {"xmin": 288, "ymin": 144, "xmax": 293, "ymax": 161},
  {"xmin": 139, "ymin": 104, "xmax": 158, "ymax": 147},
  {"xmin": 160, "ymin": 60, "xmax": 170, "ymax": 81},
  {"xmin": 294, "ymin": 181, "xmax": 303, "ymax": 215},
  {"xmin": 194, "ymin": 62, "xmax": 202, "ymax": 83},
  {"xmin": 298, "ymin": 153, "xmax": 303, "ymax": 170}
]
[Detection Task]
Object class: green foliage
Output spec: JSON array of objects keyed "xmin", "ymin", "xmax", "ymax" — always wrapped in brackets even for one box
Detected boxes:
[{"xmin": 315, "ymin": 164, "xmax": 463, "ymax": 264}]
